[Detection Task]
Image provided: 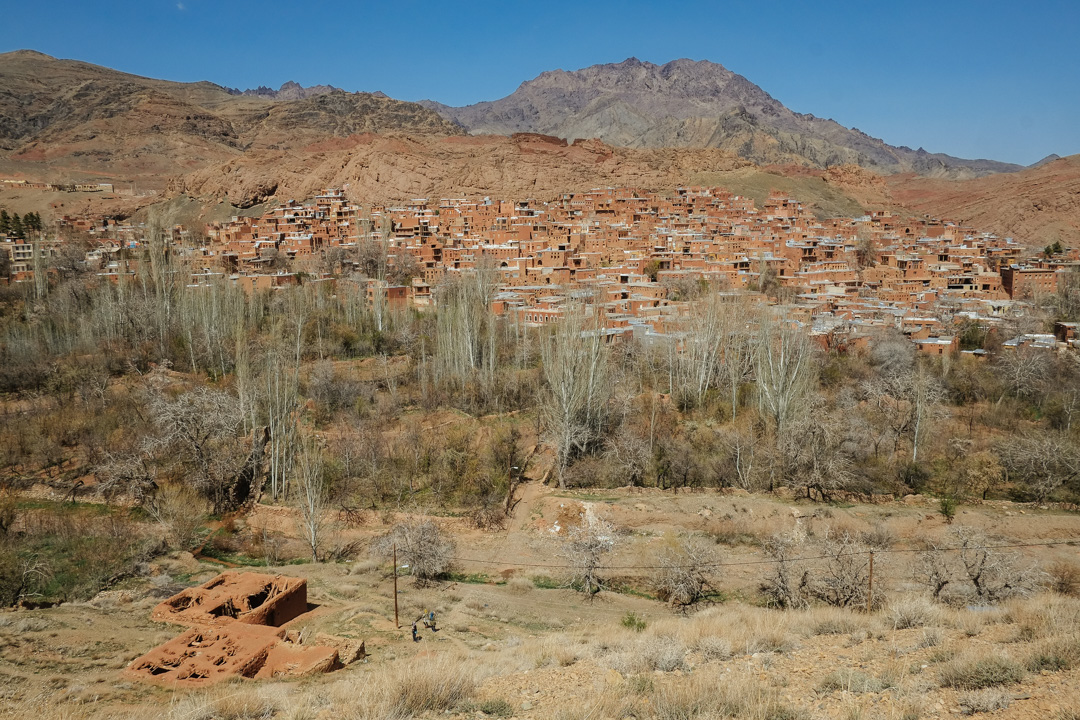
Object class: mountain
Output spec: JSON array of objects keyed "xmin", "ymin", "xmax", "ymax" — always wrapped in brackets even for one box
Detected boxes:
[
  {"xmin": 224, "ymin": 81, "xmax": 341, "ymax": 101},
  {"xmin": 888, "ymin": 154, "xmax": 1080, "ymax": 247},
  {"xmin": 424, "ymin": 58, "xmax": 1022, "ymax": 179},
  {"xmin": 0, "ymin": 50, "xmax": 462, "ymax": 189},
  {"xmin": 1029, "ymin": 153, "xmax": 1062, "ymax": 169}
]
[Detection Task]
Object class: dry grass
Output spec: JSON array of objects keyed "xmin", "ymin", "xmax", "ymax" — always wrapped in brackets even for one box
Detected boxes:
[
  {"xmin": 938, "ymin": 653, "xmax": 1025, "ymax": 689},
  {"xmin": 390, "ymin": 655, "xmax": 477, "ymax": 716},
  {"xmin": 557, "ymin": 667, "xmax": 801, "ymax": 720},
  {"xmin": 818, "ymin": 669, "xmax": 889, "ymax": 694},
  {"xmin": 1026, "ymin": 635, "xmax": 1080, "ymax": 672},
  {"xmin": 1048, "ymin": 561, "xmax": 1080, "ymax": 597}
]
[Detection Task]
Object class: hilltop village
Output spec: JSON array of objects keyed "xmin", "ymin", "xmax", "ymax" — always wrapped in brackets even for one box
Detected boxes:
[{"xmin": 4, "ymin": 186, "xmax": 1077, "ymax": 352}]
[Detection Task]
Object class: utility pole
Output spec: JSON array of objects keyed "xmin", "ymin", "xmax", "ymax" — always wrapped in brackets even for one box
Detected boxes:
[
  {"xmin": 866, "ymin": 551, "xmax": 874, "ymax": 613},
  {"xmin": 393, "ymin": 541, "xmax": 399, "ymax": 629}
]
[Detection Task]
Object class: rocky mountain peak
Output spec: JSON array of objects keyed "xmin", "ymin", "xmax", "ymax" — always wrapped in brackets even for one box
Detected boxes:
[{"xmin": 426, "ymin": 58, "xmax": 1020, "ymax": 177}]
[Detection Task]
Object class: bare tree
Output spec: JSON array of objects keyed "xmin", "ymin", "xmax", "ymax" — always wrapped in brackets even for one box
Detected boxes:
[
  {"xmin": 294, "ymin": 435, "xmax": 330, "ymax": 562},
  {"xmin": 670, "ymin": 294, "xmax": 726, "ymax": 409},
  {"xmin": 996, "ymin": 346, "xmax": 1050, "ymax": 401},
  {"xmin": 374, "ymin": 520, "xmax": 455, "ymax": 584},
  {"xmin": 811, "ymin": 530, "xmax": 881, "ymax": 609},
  {"xmin": 650, "ymin": 536, "xmax": 717, "ymax": 608},
  {"xmin": 915, "ymin": 527, "xmax": 1041, "ymax": 604},
  {"xmin": 864, "ymin": 361, "xmax": 945, "ymax": 463},
  {"xmin": 755, "ymin": 316, "xmax": 815, "ymax": 437},
  {"xmin": 145, "ymin": 386, "xmax": 248, "ymax": 514},
  {"xmin": 558, "ymin": 510, "xmax": 618, "ymax": 595},
  {"xmin": 997, "ymin": 431, "xmax": 1080, "ymax": 502},
  {"xmin": 719, "ymin": 297, "xmax": 757, "ymax": 421},
  {"xmin": 780, "ymin": 407, "xmax": 854, "ymax": 501},
  {"xmin": 540, "ymin": 303, "xmax": 611, "ymax": 487},
  {"xmin": 760, "ymin": 532, "xmax": 811, "ymax": 609}
]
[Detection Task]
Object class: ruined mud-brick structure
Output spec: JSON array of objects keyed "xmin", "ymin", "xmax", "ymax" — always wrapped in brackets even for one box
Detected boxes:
[
  {"xmin": 151, "ymin": 571, "xmax": 308, "ymax": 627},
  {"xmin": 128, "ymin": 571, "xmax": 362, "ymax": 686}
]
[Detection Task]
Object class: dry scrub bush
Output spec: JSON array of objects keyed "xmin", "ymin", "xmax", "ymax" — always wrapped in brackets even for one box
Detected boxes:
[
  {"xmin": 812, "ymin": 531, "xmax": 883, "ymax": 610},
  {"xmin": 561, "ymin": 668, "xmax": 799, "ymax": 720},
  {"xmin": 506, "ymin": 576, "xmax": 533, "ymax": 594},
  {"xmin": 760, "ymin": 532, "xmax": 811, "ymax": 609},
  {"xmin": 533, "ymin": 634, "xmax": 583, "ymax": 668},
  {"xmin": 1026, "ymin": 636, "xmax": 1080, "ymax": 672},
  {"xmin": 761, "ymin": 529, "xmax": 882, "ymax": 611},
  {"xmin": 802, "ymin": 606, "xmax": 878, "ymax": 636},
  {"xmin": 938, "ymin": 653, "xmax": 1025, "ymax": 689},
  {"xmin": 1048, "ymin": 561, "xmax": 1080, "ymax": 597},
  {"xmin": 886, "ymin": 595, "xmax": 945, "ymax": 630},
  {"xmin": 957, "ymin": 688, "xmax": 1012, "ymax": 715},
  {"xmin": 696, "ymin": 635, "xmax": 734, "ymax": 661},
  {"xmin": 642, "ymin": 635, "xmax": 686, "ymax": 672},
  {"xmin": 169, "ymin": 685, "xmax": 283, "ymax": 720}
]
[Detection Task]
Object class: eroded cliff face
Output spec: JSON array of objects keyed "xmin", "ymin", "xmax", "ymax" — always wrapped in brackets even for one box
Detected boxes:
[{"xmin": 168, "ymin": 133, "xmax": 755, "ymax": 207}]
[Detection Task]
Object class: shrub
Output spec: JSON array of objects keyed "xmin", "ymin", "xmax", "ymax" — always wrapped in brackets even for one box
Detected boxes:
[
  {"xmin": 957, "ymin": 688, "xmax": 1012, "ymax": 715},
  {"xmin": 697, "ymin": 636, "xmax": 733, "ymax": 660},
  {"xmin": 557, "ymin": 512, "xmax": 618, "ymax": 595},
  {"xmin": 642, "ymin": 635, "xmax": 686, "ymax": 672},
  {"xmin": 507, "ymin": 577, "xmax": 533, "ymax": 594},
  {"xmin": 818, "ymin": 669, "xmax": 885, "ymax": 694},
  {"xmin": 760, "ymin": 533, "xmax": 811, "ymax": 609},
  {"xmin": 939, "ymin": 655, "xmax": 1025, "ymax": 689},
  {"xmin": 939, "ymin": 496, "xmax": 958, "ymax": 524},
  {"xmin": 859, "ymin": 526, "xmax": 896, "ymax": 550},
  {"xmin": 1026, "ymin": 637, "xmax": 1080, "ymax": 672},
  {"xmin": 886, "ymin": 596, "xmax": 941, "ymax": 630},
  {"xmin": 477, "ymin": 699, "xmax": 514, "ymax": 717},
  {"xmin": 621, "ymin": 611, "xmax": 647, "ymax": 632},
  {"xmin": 1048, "ymin": 561, "xmax": 1080, "ymax": 597},
  {"xmin": 916, "ymin": 527, "xmax": 1040, "ymax": 605},
  {"xmin": 531, "ymin": 575, "xmax": 560, "ymax": 590}
]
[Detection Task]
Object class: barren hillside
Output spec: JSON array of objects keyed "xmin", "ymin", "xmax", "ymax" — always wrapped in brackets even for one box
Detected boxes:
[
  {"xmin": 0, "ymin": 50, "xmax": 462, "ymax": 189},
  {"xmin": 889, "ymin": 154, "xmax": 1080, "ymax": 247}
]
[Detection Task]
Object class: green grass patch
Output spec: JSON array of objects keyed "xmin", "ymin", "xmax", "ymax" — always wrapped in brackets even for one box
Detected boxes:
[
  {"xmin": 446, "ymin": 571, "xmax": 493, "ymax": 584},
  {"xmin": 531, "ymin": 575, "xmax": 561, "ymax": 590},
  {"xmin": 197, "ymin": 544, "xmax": 270, "ymax": 567}
]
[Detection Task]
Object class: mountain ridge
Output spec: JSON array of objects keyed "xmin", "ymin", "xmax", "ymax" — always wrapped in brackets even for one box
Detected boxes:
[
  {"xmin": 0, "ymin": 50, "xmax": 463, "ymax": 188},
  {"xmin": 423, "ymin": 57, "xmax": 1022, "ymax": 179}
]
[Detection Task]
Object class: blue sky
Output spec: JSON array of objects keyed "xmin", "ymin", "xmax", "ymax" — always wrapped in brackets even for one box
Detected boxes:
[{"xmin": 4, "ymin": 0, "xmax": 1078, "ymax": 165}]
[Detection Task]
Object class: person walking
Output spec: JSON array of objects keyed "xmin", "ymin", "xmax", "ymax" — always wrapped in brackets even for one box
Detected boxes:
[
  {"xmin": 427, "ymin": 609, "xmax": 436, "ymax": 632},
  {"xmin": 411, "ymin": 621, "xmax": 418, "ymax": 642}
]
